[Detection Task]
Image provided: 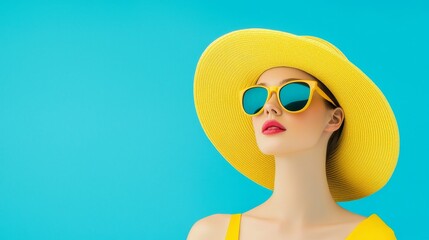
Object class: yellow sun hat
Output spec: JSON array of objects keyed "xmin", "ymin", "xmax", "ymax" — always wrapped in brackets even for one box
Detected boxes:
[{"xmin": 193, "ymin": 28, "xmax": 400, "ymax": 202}]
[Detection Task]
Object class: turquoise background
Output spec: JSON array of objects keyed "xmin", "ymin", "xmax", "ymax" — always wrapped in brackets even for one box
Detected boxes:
[{"xmin": 0, "ymin": 1, "xmax": 427, "ymax": 239}]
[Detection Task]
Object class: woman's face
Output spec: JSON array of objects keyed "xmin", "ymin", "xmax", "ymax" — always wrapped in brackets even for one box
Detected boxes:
[{"xmin": 252, "ymin": 67, "xmax": 335, "ymax": 156}]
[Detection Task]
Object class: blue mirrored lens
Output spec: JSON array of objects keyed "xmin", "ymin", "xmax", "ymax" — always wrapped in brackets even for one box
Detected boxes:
[
  {"xmin": 242, "ymin": 87, "xmax": 267, "ymax": 115},
  {"xmin": 279, "ymin": 82, "xmax": 310, "ymax": 111}
]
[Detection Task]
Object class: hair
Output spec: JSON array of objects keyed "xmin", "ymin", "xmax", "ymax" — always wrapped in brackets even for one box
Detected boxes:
[{"xmin": 314, "ymin": 79, "xmax": 345, "ymax": 161}]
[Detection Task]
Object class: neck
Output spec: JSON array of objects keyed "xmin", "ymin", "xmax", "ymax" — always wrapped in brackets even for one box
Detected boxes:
[{"xmin": 262, "ymin": 140, "xmax": 343, "ymax": 225}]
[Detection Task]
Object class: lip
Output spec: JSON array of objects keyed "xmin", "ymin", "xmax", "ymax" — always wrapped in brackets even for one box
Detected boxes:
[{"xmin": 262, "ymin": 120, "xmax": 286, "ymax": 135}]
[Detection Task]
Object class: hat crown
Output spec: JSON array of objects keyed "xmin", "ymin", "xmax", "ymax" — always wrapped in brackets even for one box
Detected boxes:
[{"xmin": 301, "ymin": 35, "xmax": 348, "ymax": 60}]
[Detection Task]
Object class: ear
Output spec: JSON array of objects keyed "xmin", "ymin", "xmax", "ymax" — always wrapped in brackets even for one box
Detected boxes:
[{"xmin": 325, "ymin": 107, "xmax": 344, "ymax": 132}]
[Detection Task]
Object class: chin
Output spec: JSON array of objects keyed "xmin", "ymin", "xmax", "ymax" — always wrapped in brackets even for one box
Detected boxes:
[
  {"xmin": 258, "ymin": 146, "xmax": 303, "ymax": 157},
  {"xmin": 257, "ymin": 143, "xmax": 290, "ymax": 155},
  {"xmin": 256, "ymin": 136, "xmax": 304, "ymax": 156}
]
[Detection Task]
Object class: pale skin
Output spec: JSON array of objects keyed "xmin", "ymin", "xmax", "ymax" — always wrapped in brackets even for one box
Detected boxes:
[{"xmin": 187, "ymin": 67, "xmax": 367, "ymax": 240}]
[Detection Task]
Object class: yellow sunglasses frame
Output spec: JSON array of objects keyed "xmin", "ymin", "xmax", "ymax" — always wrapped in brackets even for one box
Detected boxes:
[{"xmin": 239, "ymin": 79, "xmax": 337, "ymax": 116}]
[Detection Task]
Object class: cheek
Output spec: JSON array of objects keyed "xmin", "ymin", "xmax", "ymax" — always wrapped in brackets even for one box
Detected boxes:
[
  {"xmin": 290, "ymin": 117, "xmax": 320, "ymax": 137},
  {"xmin": 297, "ymin": 104, "xmax": 329, "ymax": 134},
  {"xmin": 251, "ymin": 117, "xmax": 260, "ymax": 134},
  {"xmin": 250, "ymin": 102, "xmax": 327, "ymax": 141},
  {"xmin": 251, "ymin": 116, "xmax": 269, "ymax": 139}
]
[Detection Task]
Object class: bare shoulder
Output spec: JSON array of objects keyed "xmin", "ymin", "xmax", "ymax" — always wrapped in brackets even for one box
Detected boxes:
[{"xmin": 186, "ymin": 213, "xmax": 232, "ymax": 240}]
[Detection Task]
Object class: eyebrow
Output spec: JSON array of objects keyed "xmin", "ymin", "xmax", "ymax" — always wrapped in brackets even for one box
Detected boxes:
[{"xmin": 256, "ymin": 78, "xmax": 301, "ymax": 86}]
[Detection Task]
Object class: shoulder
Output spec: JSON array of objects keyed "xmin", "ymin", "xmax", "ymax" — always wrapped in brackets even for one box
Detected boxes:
[
  {"xmin": 348, "ymin": 214, "xmax": 396, "ymax": 240},
  {"xmin": 186, "ymin": 213, "xmax": 232, "ymax": 240}
]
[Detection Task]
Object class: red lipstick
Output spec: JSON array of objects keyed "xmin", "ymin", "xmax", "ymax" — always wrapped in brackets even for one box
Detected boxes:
[{"xmin": 262, "ymin": 120, "xmax": 286, "ymax": 135}]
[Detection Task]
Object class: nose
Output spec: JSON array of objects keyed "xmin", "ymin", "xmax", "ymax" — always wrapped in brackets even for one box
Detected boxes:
[{"xmin": 263, "ymin": 93, "xmax": 282, "ymax": 116}]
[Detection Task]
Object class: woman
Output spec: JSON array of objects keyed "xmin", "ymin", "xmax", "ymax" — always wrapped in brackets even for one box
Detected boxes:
[{"xmin": 188, "ymin": 28, "xmax": 399, "ymax": 239}]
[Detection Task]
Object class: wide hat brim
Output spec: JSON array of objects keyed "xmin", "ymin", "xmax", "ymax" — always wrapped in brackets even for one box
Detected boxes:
[{"xmin": 193, "ymin": 28, "xmax": 400, "ymax": 202}]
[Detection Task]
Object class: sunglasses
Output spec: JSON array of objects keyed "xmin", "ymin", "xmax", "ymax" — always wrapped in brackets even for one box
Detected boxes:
[{"xmin": 240, "ymin": 79, "xmax": 337, "ymax": 116}]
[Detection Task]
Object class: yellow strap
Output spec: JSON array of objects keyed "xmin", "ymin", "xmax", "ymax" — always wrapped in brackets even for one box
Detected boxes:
[
  {"xmin": 225, "ymin": 213, "xmax": 241, "ymax": 240},
  {"xmin": 346, "ymin": 214, "xmax": 396, "ymax": 240},
  {"xmin": 223, "ymin": 213, "xmax": 395, "ymax": 240}
]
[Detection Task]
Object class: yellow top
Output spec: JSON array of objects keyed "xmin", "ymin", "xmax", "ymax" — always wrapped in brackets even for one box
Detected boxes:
[{"xmin": 225, "ymin": 213, "xmax": 396, "ymax": 240}]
